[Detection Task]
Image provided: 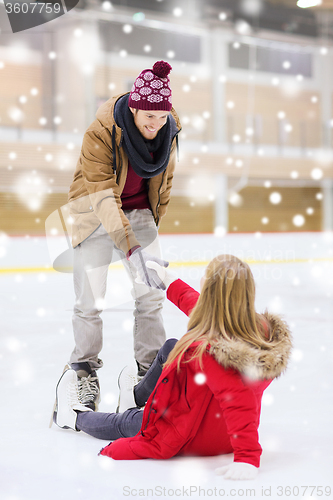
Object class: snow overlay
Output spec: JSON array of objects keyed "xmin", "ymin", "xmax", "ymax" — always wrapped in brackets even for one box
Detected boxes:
[{"xmin": 0, "ymin": 232, "xmax": 332, "ymax": 499}]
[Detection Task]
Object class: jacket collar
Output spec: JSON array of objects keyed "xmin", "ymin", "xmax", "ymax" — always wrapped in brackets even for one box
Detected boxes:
[{"xmin": 209, "ymin": 312, "xmax": 292, "ymax": 380}]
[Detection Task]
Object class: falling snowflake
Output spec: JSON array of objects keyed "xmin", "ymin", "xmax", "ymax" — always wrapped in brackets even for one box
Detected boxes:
[
  {"xmin": 229, "ymin": 192, "xmax": 243, "ymax": 207},
  {"xmin": 99, "ymin": 455, "xmax": 114, "ymax": 471},
  {"xmin": 292, "ymin": 214, "xmax": 305, "ymax": 227},
  {"xmin": 173, "ymin": 7, "xmax": 182, "ymax": 17},
  {"xmin": 8, "ymin": 107, "xmax": 24, "ymax": 123},
  {"xmin": 6, "ymin": 337, "xmax": 21, "ymax": 352},
  {"xmin": 235, "ymin": 20, "xmax": 252, "ymax": 35},
  {"xmin": 123, "ymin": 24, "xmax": 133, "ymax": 34},
  {"xmin": 269, "ymin": 192, "xmax": 282, "ymax": 205},
  {"xmin": 103, "ymin": 392, "xmax": 116, "ymax": 405},
  {"xmin": 94, "ymin": 298, "xmax": 106, "ymax": 311},
  {"xmin": 311, "ymin": 265, "xmax": 323, "ymax": 278},
  {"xmin": 194, "ymin": 373, "xmax": 206, "ymax": 385},
  {"xmin": 214, "ymin": 226, "xmax": 226, "ymax": 238},
  {"xmin": 122, "ymin": 318, "xmax": 133, "ymax": 332},
  {"xmin": 268, "ymin": 295, "xmax": 282, "ymax": 313},
  {"xmin": 292, "ymin": 349, "xmax": 303, "ymax": 362},
  {"xmin": 311, "ymin": 168, "xmax": 323, "ymax": 180},
  {"xmin": 102, "ymin": 1, "xmax": 112, "ymax": 11},
  {"xmin": 262, "ymin": 393, "xmax": 274, "ymax": 406}
]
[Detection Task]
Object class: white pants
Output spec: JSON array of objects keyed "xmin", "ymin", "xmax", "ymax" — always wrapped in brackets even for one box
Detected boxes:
[{"xmin": 70, "ymin": 209, "xmax": 166, "ymax": 370}]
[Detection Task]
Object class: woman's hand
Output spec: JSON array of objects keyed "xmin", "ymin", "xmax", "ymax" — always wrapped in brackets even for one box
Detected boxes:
[{"xmin": 215, "ymin": 462, "xmax": 259, "ymax": 480}]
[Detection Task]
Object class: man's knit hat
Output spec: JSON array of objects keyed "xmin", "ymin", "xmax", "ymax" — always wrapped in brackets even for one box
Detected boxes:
[{"xmin": 128, "ymin": 61, "xmax": 172, "ymax": 112}]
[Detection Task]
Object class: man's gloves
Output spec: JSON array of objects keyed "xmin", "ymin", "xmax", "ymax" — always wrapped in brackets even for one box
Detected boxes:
[
  {"xmin": 128, "ymin": 248, "xmax": 169, "ymax": 290},
  {"xmin": 215, "ymin": 462, "xmax": 259, "ymax": 480},
  {"xmin": 145, "ymin": 261, "xmax": 177, "ymax": 289}
]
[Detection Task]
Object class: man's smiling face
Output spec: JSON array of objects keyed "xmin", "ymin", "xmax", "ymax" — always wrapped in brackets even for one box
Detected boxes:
[{"xmin": 130, "ymin": 108, "xmax": 170, "ymax": 140}]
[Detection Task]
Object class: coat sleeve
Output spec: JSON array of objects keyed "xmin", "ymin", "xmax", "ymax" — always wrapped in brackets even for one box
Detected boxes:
[
  {"xmin": 79, "ymin": 127, "xmax": 140, "ymax": 254},
  {"xmin": 166, "ymin": 279, "xmax": 200, "ymax": 317},
  {"xmin": 99, "ymin": 438, "xmax": 144, "ymax": 460},
  {"xmin": 201, "ymin": 354, "xmax": 262, "ymax": 467}
]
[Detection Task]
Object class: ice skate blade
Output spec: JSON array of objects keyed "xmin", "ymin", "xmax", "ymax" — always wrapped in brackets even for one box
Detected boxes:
[{"xmin": 49, "ymin": 363, "xmax": 70, "ymax": 429}]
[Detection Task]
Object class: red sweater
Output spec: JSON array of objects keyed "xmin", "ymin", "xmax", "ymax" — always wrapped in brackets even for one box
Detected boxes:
[
  {"xmin": 100, "ymin": 280, "xmax": 278, "ymax": 466},
  {"xmin": 121, "ymin": 161, "xmax": 150, "ymax": 211}
]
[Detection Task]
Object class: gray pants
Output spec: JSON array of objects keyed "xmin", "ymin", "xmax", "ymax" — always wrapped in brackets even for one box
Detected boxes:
[{"xmin": 70, "ymin": 209, "xmax": 166, "ymax": 370}]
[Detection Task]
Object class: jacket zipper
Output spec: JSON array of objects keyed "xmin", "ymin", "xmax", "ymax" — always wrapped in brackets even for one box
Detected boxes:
[
  {"xmin": 141, "ymin": 385, "xmax": 159, "ymax": 435},
  {"xmin": 154, "ymin": 128, "xmax": 181, "ymax": 226},
  {"xmin": 154, "ymin": 170, "xmax": 166, "ymax": 227},
  {"xmin": 116, "ymin": 129, "xmax": 123, "ymax": 184}
]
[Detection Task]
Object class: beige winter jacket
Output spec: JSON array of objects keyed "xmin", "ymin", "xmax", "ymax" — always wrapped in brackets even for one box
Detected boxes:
[{"xmin": 68, "ymin": 93, "xmax": 181, "ymax": 254}]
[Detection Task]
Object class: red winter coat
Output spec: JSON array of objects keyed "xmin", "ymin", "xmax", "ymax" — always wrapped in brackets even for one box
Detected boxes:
[{"xmin": 100, "ymin": 280, "xmax": 292, "ymax": 466}]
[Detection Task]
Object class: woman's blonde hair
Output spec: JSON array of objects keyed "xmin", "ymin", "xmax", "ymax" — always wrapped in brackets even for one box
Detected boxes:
[{"xmin": 165, "ymin": 254, "xmax": 275, "ymax": 370}]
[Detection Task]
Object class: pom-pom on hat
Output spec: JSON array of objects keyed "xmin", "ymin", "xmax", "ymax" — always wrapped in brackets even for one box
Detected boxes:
[{"xmin": 128, "ymin": 61, "xmax": 173, "ymax": 111}]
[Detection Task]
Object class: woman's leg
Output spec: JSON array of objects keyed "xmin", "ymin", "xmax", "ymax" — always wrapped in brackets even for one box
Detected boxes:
[
  {"xmin": 76, "ymin": 408, "xmax": 143, "ymax": 440},
  {"xmin": 134, "ymin": 338, "xmax": 178, "ymax": 407},
  {"xmin": 75, "ymin": 338, "xmax": 177, "ymax": 440}
]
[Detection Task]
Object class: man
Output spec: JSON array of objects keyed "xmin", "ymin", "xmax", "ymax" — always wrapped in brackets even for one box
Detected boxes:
[{"xmin": 65, "ymin": 61, "xmax": 181, "ymax": 411}]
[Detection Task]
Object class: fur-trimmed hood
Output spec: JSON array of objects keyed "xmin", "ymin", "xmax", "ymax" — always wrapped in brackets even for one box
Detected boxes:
[{"xmin": 209, "ymin": 312, "xmax": 293, "ymax": 381}]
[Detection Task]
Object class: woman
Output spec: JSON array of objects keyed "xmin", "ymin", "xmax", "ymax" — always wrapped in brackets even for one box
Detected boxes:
[{"xmin": 54, "ymin": 255, "xmax": 292, "ymax": 480}]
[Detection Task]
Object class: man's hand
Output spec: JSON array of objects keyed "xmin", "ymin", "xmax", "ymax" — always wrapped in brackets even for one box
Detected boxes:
[
  {"xmin": 144, "ymin": 261, "xmax": 177, "ymax": 289},
  {"xmin": 129, "ymin": 248, "xmax": 169, "ymax": 289},
  {"xmin": 215, "ymin": 462, "xmax": 259, "ymax": 480}
]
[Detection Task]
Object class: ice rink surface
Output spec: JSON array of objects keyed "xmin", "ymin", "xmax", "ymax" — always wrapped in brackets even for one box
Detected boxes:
[{"xmin": 1, "ymin": 231, "xmax": 333, "ymax": 500}]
